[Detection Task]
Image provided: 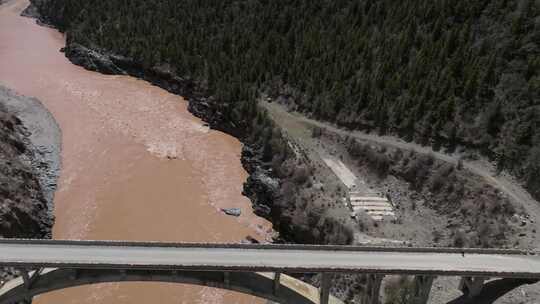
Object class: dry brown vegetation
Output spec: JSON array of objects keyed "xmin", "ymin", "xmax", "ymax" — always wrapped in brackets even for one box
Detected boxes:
[
  {"xmin": 245, "ymin": 117, "xmax": 356, "ymax": 245},
  {"xmin": 383, "ymin": 276, "xmax": 416, "ymax": 304},
  {"xmin": 274, "ymin": 155, "xmax": 355, "ymax": 245},
  {"xmin": 343, "ymin": 135, "xmax": 519, "ymax": 248}
]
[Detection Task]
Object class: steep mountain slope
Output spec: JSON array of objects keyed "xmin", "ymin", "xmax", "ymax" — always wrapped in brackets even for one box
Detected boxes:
[
  {"xmin": 31, "ymin": 0, "xmax": 540, "ymax": 200},
  {"xmin": 0, "ymin": 86, "xmax": 58, "ymax": 283},
  {"xmin": 0, "ymin": 102, "xmax": 49, "ymax": 239}
]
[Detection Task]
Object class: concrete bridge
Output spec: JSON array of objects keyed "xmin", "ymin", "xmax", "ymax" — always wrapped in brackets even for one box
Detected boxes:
[{"xmin": 0, "ymin": 240, "xmax": 539, "ymax": 304}]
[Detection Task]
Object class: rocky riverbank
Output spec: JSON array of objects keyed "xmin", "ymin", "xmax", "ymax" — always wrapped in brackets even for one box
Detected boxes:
[
  {"xmin": 0, "ymin": 85, "xmax": 61, "ymax": 282},
  {"xmin": 20, "ymin": 3, "xmax": 293, "ymax": 243},
  {"xmin": 60, "ymin": 43, "xmax": 238, "ymax": 136},
  {"xmin": 24, "ymin": 0, "xmax": 357, "ymax": 247},
  {"xmin": 58, "ymin": 43, "xmax": 297, "ymax": 241},
  {"xmin": 57, "ymin": 42, "xmax": 356, "ymax": 245}
]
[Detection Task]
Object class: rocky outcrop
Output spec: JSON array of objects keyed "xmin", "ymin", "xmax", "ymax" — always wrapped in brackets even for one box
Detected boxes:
[
  {"xmin": 0, "ymin": 86, "xmax": 60, "ymax": 282},
  {"xmin": 0, "ymin": 86, "xmax": 61, "ymax": 213},
  {"xmin": 0, "ymin": 106, "xmax": 49, "ymax": 238},
  {"xmin": 20, "ymin": 2, "xmax": 39, "ymax": 19},
  {"xmin": 0, "ymin": 87, "xmax": 58, "ymax": 239},
  {"xmin": 22, "ymin": 0, "xmax": 65, "ymax": 28},
  {"xmin": 241, "ymin": 146, "xmax": 278, "ymax": 218},
  {"xmin": 62, "ymin": 44, "xmax": 125, "ymax": 75}
]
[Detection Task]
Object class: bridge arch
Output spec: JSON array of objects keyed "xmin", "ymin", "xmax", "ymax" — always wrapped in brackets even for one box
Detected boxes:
[{"xmin": 0, "ymin": 268, "xmax": 343, "ymax": 304}]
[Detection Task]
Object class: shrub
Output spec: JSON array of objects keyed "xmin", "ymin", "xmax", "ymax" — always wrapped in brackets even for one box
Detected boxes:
[
  {"xmin": 429, "ymin": 163, "xmax": 454, "ymax": 192},
  {"xmin": 311, "ymin": 126, "xmax": 323, "ymax": 138},
  {"xmin": 453, "ymin": 229, "xmax": 468, "ymax": 247},
  {"xmin": 281, "ymin": 181, "xmax": 296, "ymax": 202},
  {"xmin": 478, "ymin": 222, "xmax": 492, "ymax": 247},
  {"xmin": 384, "ymin": 276, "xmax": 415, "ymax": 304},
  {"xmin": 347, "ymin": 140, "xmax": 366, "ymax": 158},
  {"xmin": 293, "ymin": 166, "xmax": 310, "ymax": 185},
  {"xmin": 403, "ymin": 156, "xmax": 431, "ymax": 190}
]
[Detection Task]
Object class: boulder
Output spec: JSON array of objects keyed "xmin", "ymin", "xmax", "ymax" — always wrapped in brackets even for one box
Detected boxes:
[
  {"xmin": 63, "ymin": 43, "xmax": 125, "ymax": 75},
  {"xmin": 221, "ymin": 208, "xmax": 242, "ymax": 217}
]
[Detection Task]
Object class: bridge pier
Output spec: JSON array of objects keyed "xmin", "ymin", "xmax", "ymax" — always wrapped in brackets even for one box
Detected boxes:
[
  {"xmin": 20, "ymin": 271, "xmax": 33, "ymax": 303},
  {"xmin": 362, "ymin": 274, "xmax": 384, "ymax": 304},
  {"xmin": 223, "ymin": 271, "xmax": 231, "ymax": 288},
  {"xmin": 459, "ymin": 276, "xmax": 486, "ymax": 297},
  {"xmin": 273, "ymin": 272, "xmax": 281, "ymax": 295},
  {"xmin": 412, "ymin": 275, "xmax": 435, "ymax": 304},
  {"xmin": 22, "ymin": 268, "xmax": 43, "ymax": 289},
  {"xmin": 20, "ymin": 268, "xmax": 44, "ymax": 303},
  {"xmin": 320, "ymin": 273, "xmax": 332, "ymax": 304},
  {"xmin": 69, "ymin": 269, "xmax": 78, "ymax": 280}
]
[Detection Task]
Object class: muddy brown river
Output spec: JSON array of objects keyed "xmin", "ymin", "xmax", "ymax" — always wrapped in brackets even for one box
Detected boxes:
[{"xmin": 0, "ymin": 0, "xmax": 271, "ymax": 303}]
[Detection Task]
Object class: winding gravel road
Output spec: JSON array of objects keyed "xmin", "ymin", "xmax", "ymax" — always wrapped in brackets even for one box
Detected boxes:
[{"xmin": 264, "ymin": 102, "xmax": 540, "ymax": 245}]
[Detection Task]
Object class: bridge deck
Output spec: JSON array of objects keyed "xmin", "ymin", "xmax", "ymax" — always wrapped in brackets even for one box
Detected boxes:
[{"xmin": 0, "ymin": 240, "xmax": 539, "ymax": 278}]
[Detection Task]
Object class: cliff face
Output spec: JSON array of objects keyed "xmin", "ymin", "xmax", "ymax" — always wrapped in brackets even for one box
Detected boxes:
[
  {"xmin": 0, "ymin": 90, "xmax": 55, "ymax": 239},
  {"xmin": 0, "ymin": 86, "xmax": 61, "ymax": 284}
]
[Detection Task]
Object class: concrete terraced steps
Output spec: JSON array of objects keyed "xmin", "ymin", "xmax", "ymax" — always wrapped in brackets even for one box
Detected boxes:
[
  {"xmin": 349, "ymin": 192, "xmax": 396, "ymax": 221},
  {"xmin": 319, "ymin": 155, "xmax": 396, "ymax": 221}
]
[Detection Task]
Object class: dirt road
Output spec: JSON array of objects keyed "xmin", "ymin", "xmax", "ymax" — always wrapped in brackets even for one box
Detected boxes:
[{"xmin": 264, "ymin": 102, "xmax": 540, "ymax": 243}]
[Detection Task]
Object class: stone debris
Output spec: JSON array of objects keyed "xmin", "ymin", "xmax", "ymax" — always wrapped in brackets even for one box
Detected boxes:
[{"xmin": 221, "ymin": 208, "xmax": 241, "ymax": 217}]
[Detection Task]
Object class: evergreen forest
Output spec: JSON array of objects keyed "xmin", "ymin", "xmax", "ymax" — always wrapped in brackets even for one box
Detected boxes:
[{"xmin": 35, "ymin": 0, "xmax": 540, "ymax": 198}]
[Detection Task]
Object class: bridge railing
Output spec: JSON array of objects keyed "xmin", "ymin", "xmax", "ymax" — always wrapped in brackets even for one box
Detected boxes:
[{"xmin": 0, "ymin": 238, "xmax": 534, "ymax": 255}]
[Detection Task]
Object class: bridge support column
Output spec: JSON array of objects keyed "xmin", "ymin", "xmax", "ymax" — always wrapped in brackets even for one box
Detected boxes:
[
  {"xmin": 22, "ymin": 268, "xmax": 43, "ymax": 289},
  {"xmin": 320, "ymin": 273, "xmax": 332, "ymax": 304},
  {"xmin": 412, "ymin": 275, "xmax": 435, "ymax": 304},
  {"xmin": 223, "ymin": 272, "xmax": 230, "ymax": 287},
  {"xmin": 119, "ymin": 269, "xmax": 127, "ymax": 279},
  {"xmin": 459, "ymin": 277, "xmax": 486, "ymax": 298},
  {"xmin": 20, "ymin": 268, "xmax": 44, "ymax": 303},
  {"xmin": 362, "ymin": 274, "xmax": 384, "ymax": 304},
  {"xmin": 69, "ymin": 269, "xmax": 78, "ymax": 280},
  {"xmin": 273, "ymin": 272, "xmax": 281, "ymax": 295}
]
